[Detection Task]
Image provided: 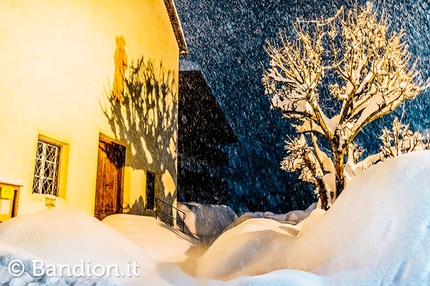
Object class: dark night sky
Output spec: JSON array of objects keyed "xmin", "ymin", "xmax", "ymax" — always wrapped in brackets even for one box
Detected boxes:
[{"xmin": 174, "ymin": 0, "xmax": 430, "ymax": 213}]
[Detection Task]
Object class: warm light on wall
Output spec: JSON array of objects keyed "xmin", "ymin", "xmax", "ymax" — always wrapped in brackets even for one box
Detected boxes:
[
  {"xmin": 112, "ymin": 35, "xmax": 128, "ymax": 104},
  {"xmin": 0, "ymin": 0, "xmax": 181, "ymax": 217},
  {"xmin": 45, "ymin": 196, "xmax": 56, "ymax": 209}
]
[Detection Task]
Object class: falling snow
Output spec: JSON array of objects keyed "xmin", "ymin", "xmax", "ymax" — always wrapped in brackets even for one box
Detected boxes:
[{"xmin": 174, "ymin": 0, "xmax": 430, "ymax": 213}]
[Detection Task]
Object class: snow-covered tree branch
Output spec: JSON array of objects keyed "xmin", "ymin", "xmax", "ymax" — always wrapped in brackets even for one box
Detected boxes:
[
  {"xmin": 263, "ymin": 3, "xmax": 429, "ymax": 209},
  {"xmin": 380, "ymin": 118, "xmax": 426, "ymax": 159}
]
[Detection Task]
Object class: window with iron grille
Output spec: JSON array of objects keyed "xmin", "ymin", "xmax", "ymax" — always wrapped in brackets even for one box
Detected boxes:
[{"xmin": 32, "ymin": 139, "xmax": 61, "ymax": 196}]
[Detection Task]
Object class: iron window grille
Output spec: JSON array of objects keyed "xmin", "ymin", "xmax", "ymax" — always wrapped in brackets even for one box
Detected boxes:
[{"xmin": 32, "ymin": 139, "xmax": 61, "ymax": 196}]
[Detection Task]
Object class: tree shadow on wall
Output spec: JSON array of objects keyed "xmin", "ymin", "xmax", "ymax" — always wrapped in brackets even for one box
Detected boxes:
[{"xmin": 101, "ymin": 57, "xmax": 178, "ymax": 215}]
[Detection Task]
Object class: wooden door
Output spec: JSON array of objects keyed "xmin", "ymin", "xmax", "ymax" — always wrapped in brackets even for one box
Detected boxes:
[{"xmin": 94, "ymin": 138, "xmax": 125, "ymax": 220}]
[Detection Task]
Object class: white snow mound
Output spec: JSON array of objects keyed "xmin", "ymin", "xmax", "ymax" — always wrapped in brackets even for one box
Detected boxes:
[
  {"xmin": 191, "ymin": 151, "xmax": 430, "ymax": 285},
  {"xmin": 103, "ymin": 214, "xmax": 195, "ymax": 263},
  {"xmin": 0, "ymin": 207, "xmax": 157, "ymax": 285}
]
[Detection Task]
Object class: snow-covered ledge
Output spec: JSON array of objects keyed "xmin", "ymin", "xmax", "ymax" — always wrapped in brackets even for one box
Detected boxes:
[{"xmin": 0, "ymin": 175, "xmax": 23, "ymax": 187}]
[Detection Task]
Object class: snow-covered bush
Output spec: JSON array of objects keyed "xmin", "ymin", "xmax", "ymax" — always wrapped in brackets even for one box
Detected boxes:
[
  {"xmin": 262, "ymin": 3, "xmax": 429, "ymax": 209},
  {"xmin": 380, "ymin": 117, "xmax": 427, "ymax": 159},
  {"xmin": 177, "ymin": 202, "xmax": 237, "ymax": 245}
]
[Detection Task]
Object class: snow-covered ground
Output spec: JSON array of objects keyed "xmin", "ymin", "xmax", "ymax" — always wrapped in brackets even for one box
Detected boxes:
[
  {"xmin": 102, "ymin": 214, "xmax": 197, "ymax": 263},
  {"xmin": 0, "ymin": 151, "xmax": 430, "ymax": 285}
]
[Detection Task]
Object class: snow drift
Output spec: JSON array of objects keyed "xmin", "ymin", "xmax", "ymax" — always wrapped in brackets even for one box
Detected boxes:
[
  {"xmin": 189, "ymin": 151, "xmax": 430, "ymax": 285},
  {"xmin": 1, "ymin": 151, "xmax": 430, "ymax": 285},
  {"xmin": 102, "ymin": 214, "xmax": 196, "ymax": 263},
  {"xmin": 224, "ymin": 202, "xmax": 317, "ymax": 235},
  {"xmin": 0, "ymin": 207, "xmax": 157, "ymax": 285}
]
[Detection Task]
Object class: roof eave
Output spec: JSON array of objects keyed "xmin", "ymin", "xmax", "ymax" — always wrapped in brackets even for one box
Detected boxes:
[{"xmin": 163, "ymin": 0, "xmax": 188, "ymax": 55}]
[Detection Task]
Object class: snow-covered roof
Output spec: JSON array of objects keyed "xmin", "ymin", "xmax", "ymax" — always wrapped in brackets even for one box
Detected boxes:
[{"xmin": 0, "ymin": 175, "xmax": 23, "ymax": 187}]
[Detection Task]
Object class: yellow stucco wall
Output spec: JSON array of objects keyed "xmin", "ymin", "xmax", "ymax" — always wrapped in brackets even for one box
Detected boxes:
[{"xmin": 0, "ymin": 0, "xmax": 179, "ymax": 216}]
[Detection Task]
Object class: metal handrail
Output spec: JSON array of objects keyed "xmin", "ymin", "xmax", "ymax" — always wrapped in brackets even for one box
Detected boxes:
[{"xmin": 155, "ymin": 198, "xmax": 186, "ymax": 233}]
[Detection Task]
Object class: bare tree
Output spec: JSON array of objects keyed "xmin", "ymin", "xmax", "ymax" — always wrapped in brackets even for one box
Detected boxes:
[{"xmin": 262, "ymin": 3, "xmax": 429, "ymax": 209}]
